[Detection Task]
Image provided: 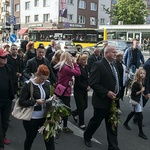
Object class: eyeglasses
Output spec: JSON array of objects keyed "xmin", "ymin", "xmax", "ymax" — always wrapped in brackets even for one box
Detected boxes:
[{"xmin": 0, "ymin": 56, "xmax": 7, "ymax": 59}]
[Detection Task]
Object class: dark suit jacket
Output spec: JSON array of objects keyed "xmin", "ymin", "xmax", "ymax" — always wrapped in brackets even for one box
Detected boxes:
[
  {"xmin": 59, "ymin": 9, "xmax": 67, "ymax": 18},
  {"xmin": 87, "ymin": 54, "xmax": 102, "ymax": 72},
  {"xmin": 143, "ymin": 58, "xmax": 150, "ymax": 94},
  {"xmin": 89, "ymin": 58, "xmax": 119, "ymax": 109}
]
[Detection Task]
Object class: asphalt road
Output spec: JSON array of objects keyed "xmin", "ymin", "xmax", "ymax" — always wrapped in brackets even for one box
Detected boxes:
[{"xmin": 5, "ymin": 93, "xmax": 150, "ymax": 150}]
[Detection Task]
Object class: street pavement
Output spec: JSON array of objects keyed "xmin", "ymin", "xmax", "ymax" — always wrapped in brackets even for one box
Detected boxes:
[{"xmin": 5, "ymin": 93, "xmax": 150, "ymax": 150}]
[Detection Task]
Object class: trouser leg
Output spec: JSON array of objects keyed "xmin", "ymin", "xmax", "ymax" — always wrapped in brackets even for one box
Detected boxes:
[
  {"xmin": 23, "ymin": 118, "xmax": 45, "ymax": 150},
  {"xmin": 84, "ymin": 108, "xmax": 108, "ymax": 140},
  {"xmin": 124, "ymin": 111, "xmax": 135, "ymax": 124}
]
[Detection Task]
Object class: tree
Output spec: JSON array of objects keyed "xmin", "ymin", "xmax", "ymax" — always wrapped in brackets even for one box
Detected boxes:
[{"xmin": 105, "ymin": 0, "xmax": 148, "ymax": 25}]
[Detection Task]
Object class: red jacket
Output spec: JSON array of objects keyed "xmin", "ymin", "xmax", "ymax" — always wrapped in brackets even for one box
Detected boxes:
[{"xmin": 57, "ymin": 63, "xmax": 81, "ymax": 96}]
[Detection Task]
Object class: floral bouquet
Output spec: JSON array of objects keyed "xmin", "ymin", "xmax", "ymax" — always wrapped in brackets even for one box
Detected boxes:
[
  {"xmin": 38, "ymin": 97, "xmax": 71, "ymax": 142},
  {"xmin": 109, "ymin": 98, "xmax": 121, "ymax": 131}
]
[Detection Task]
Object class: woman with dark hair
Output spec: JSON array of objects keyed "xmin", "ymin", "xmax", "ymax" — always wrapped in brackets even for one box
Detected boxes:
[
  {"xmin": 25, "ymin": 41, "xmax": 36, "ymax": 63},
  {"xmin": 19, "ymin": 64, "xmax": 55, "ymax": 150}
]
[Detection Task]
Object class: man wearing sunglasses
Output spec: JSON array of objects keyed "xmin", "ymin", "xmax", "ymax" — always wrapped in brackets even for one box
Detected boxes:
[{"xmin": 0, "ymin": 49, "xmax": 16, "ymax": 150}]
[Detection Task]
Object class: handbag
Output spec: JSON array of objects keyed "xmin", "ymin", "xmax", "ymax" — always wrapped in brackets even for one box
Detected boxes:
[
  {"xmin": 129, "ymin": 98, "xmax": 138, "ymax": 106},
  {"xmin": 11, "ymin": 82, "xmax": 34, "ymax": 121},
  {"xmin": 54, "ymin": 84, "xmax": 66, "ymax": 96}
]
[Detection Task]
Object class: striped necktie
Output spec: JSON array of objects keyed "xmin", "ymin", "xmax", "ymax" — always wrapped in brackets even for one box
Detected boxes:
[{"xmin": 110, "ymin": 63, "xmax": 119, "ymax": 94}]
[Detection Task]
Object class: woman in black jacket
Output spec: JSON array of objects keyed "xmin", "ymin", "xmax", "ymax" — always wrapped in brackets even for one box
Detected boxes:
[
  {"xmin": 19, "ymin": 65, "xmax": 55, "ymax": 150},
  {"xmin": 72, "ymin": 54, "xmax": 90, "ymax": 130},
  {"xmin": 123, "ymin": 68, "xmax": 148, "ymax": 140}
]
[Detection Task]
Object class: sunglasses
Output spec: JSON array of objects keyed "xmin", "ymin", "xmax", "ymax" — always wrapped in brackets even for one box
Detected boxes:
[{"xmin": 0, "ymin": 56, "xmax": 7, "ymax": 59}]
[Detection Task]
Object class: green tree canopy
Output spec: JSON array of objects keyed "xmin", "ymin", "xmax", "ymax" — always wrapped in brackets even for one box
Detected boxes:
[{"xmin": 105, "ymin": 0, "xmax": 148, "ymax": 24}]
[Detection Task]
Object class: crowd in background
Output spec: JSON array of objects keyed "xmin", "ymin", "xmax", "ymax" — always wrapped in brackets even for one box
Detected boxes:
[{"xmin": 0, "ymin": 37, "xmax": 150, "ymax": 150}]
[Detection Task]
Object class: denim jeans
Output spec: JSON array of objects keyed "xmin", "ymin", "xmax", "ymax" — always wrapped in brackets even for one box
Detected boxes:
[
  {"xmin": 0, "ymin": 99, "xmax": 12, "ymax": 148},
  {"xmin": 129, "ymin": 65, "xmax": 136, "ymax": 74}
]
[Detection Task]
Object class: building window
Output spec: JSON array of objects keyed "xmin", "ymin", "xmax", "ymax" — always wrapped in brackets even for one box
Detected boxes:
[
  {"xmin": 15, "ymin": 17, "xmax": 20, "ymax": 23},
  {"xmin": 43, "ymin": 0, "xmax": 50, "ymax": 7},
  {"xmin": 90, "ymin": 17, "xmax": 96, "ymax": 25},
  {"xmin": 79, "ymin": 0, "xmax": 86, "ymax": 9},
  {"xmin": 101, "ymin": 4, "xmax": 105, "ymax": 11},
  {"xmin": 25, "ymin": 2, "xmax": 30, "ymax": 10},
  {"xmin": 34, "ymin": 0, "xmax": 39, "ymax": 7},
  {"xmin": 90, "ymin": 3, "xmax": 97, "ymax": 11},
  {"xmin": 78, "ymin": 15, "xmax": 85, "ymax": 24},
  {"xmin": 100, "ymin": 18, "xmax": 105, "ymax": 24},
  {"xmin": 25, "ymin": 16, "xmax": 30, "ymax": 23},
  {"xmin": 68, "ymin": 14, "xmax": 73, "ymax": 20},
  {"xmin": 68, "ymin": 0, "xmax": 74, "ymax": 4},
  {"xmin": 15, "ymin": 4, "xmax": 19, "ymax": 12},
  {"xmin": 43, "ymin": 14, "xmax": 50, "ymax": 22},
  {"xmin": 34, "ymin": 15, "xmax": 39, "ymax": 21}
]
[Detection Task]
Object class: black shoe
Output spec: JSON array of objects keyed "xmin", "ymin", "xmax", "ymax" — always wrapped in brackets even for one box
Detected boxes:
[
  {"xmin": 123, "ymin": 123, "xmax": 131, "ymax": 130},
  {"xmin": 84, "ymin": 139, "xmax": 92, "ymax": 147},
  {"xmin": 139, "ymin": 133, "xmax": 148, "ymax": 140},
  {"xmin": 62, "ymin": 127, "xmax": 74, "ymax": 134},
  {"xmin": 72, "ymin": 115, "xmax": 78, "ymax": 122}
]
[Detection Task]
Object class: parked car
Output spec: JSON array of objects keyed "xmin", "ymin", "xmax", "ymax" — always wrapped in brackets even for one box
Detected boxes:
[
  {"xmin": 56, "ymin": 40, "xmax": 77, "ymax": 56},
  {"xmin": 8, "ymin": 39, "xmax": 23, "ymax": 48},
  {"xmin": 82, "ymin": 40, "xmax": 127, "ymax": 55}
]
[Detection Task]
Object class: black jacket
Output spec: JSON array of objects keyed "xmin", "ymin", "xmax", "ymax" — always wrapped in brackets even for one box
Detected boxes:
[
  {"xmin": 74, "ymin": 65, "xmax": 89, "ymax": 93},
  {"xmin": 23, "ymin": 57, "xmax": 56, "ymax": 84},
  {"xmin": 6, "ymin": 64, "xmax": 16, "ymax": 100},
  {"xmin": 89, "ymin": 58, "xmax": 119, "ymax": 109},
  {"xmin": 131, "ymin": 81, "xmax": 142, "ymax": 103},
  {"xmin": 19, "ymin": 80, "xmax": 50, "ymax": 108},
  {"xmin": 87, "ymin": 54, "xmax": 102, "ymax": 72}
]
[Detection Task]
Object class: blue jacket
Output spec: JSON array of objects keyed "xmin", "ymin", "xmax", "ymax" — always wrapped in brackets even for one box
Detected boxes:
[{"xmin": 123, "ymin": 47, "xmax": 144, "ymax": 68}]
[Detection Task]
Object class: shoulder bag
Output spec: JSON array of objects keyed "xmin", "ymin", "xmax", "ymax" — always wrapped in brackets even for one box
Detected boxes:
[
  {"xmin": 11, "ymin": 82, "xmax": 34, "ymax": 121},
  {"xmin": 54, "ymin": 83, "xmax": 67, "ymax": 96},
  {"xmin": 129, "ymin": 98, "xmax": 138, "ymax": 106}
]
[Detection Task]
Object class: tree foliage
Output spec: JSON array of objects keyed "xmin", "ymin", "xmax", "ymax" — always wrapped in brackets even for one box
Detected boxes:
[{"xmin": 105, "ymin": 0, "xmax": 148, "ymax": 24}]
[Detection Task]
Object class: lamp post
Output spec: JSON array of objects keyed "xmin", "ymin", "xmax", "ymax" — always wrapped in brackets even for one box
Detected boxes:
[{"xmin": 10, "ymin": 0, "xmax": 14, "ymax": 35}]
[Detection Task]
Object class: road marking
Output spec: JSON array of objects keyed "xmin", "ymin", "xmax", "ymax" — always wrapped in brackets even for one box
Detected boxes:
[{"xmin": 64, "ymin": 121, "xmax": 101, "ymax": 144}]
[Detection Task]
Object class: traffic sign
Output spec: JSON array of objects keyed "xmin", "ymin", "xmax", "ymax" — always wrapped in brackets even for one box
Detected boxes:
[
  {"xmin": 8, "ymin": 16, "xmax": 16, "ymax": 25},
  {"xmin": 10, "ymin": 34, "xmax": 17, "ymax": 43},
  {"xmin": 65, "ymin": 22, "xmax": 70, "ymax": 28}
]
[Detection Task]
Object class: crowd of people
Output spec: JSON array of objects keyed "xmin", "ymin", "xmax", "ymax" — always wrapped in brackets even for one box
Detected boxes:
[{"xmin": 0, "ymin": 37, "xmax": 150, "ymax": 150}]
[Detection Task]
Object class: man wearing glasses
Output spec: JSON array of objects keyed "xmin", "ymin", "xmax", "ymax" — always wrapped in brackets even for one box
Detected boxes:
[
  {"xmin": 0, "ymin": 49, "xmax": 16, "ymax": 150},
  {"xmin": 59, "ymin": 0, "xmax": 67, "ymax": 18}
]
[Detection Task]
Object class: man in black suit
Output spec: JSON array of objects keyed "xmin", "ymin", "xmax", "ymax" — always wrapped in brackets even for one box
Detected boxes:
[
  {"xmin": 84, "ymin": 45, "xmax": 120, "ymax": 150},
  {"xmin": 87, "ymin": 48, "xmax": 102, "ymax": 73},
  {"xmin": 59, "ymin": 0, "xmax": 67, "ymax": 18}
]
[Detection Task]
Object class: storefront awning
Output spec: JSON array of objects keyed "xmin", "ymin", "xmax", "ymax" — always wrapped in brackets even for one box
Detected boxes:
[{"xmin": 18, "ymin": 28, "xmax": 28, "ymax": 35}]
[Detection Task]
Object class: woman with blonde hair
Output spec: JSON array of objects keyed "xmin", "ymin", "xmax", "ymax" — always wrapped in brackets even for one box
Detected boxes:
[
  {"xmin": 123, "ymin": 68, "xmax": 148, "ymax": 140},
  {"xmin": 72, "ymin": 53, "xmax": 90, "ymax": 130},
  {"xmin": 50, "ymin": 50, "xmax": 63, "ymax": 96},
  {"xmin": 25, "ymin": 41, "xmax": 36, "ymax": 63},
  {"xmin": 55, "ymin": 52, "xmax": 81, "ymax": 133}
]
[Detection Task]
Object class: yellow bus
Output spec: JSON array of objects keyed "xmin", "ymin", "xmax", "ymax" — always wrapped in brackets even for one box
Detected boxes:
[{"xmin": 28, "ymin": 28, "xmax": 106, "ymax": 51}]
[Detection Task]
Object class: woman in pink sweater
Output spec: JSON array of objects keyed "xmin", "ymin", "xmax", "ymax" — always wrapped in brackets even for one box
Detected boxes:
[{"xmin": 55, "ymin": 52, "xmax": 81, "ymax": 133}]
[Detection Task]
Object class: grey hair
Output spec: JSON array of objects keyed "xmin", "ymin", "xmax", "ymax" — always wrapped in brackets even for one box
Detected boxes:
[{"xmin": 104, "ymin": 45, "xmax": 116, "ymax": 53}]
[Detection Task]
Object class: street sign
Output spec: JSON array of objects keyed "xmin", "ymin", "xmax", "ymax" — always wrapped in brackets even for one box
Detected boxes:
[
  {"xmin": 10, "ymin": 34, "xmax": 17, "ymax": 43},
  {"xmin": 8, "ymin": 16, "xmax": 16, "ymax": 25},
  {"xmin": 65, "ymin": 22, "xmax": 70, "ymax": 28}
]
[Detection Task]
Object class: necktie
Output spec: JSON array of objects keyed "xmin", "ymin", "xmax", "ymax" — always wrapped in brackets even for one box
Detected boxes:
[{"xmin": 110, "ymin": 63, "xmax": 119, "ymax": 94}]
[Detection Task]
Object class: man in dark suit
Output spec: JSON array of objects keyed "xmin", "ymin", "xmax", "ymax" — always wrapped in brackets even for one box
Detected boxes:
[
  {"xmin": 87, "ymin": 48, "xmax": 102, "ymax": 73},
  {"xmin": 59, "ymin": 0, "xmax": 67, "ymax": 18},
  {"xmin": 84, "ymin": 45, "xmax": 120, "ymax": 150}
]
